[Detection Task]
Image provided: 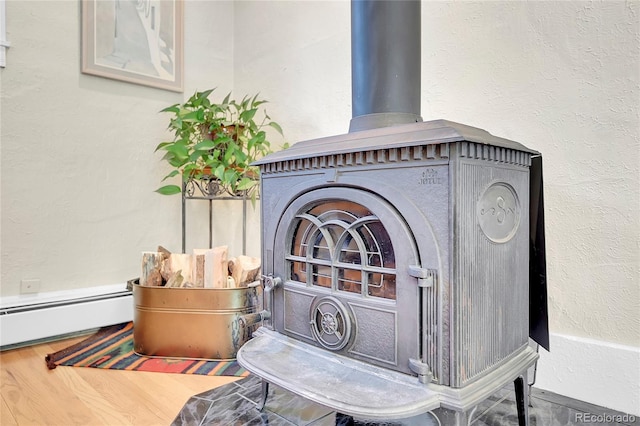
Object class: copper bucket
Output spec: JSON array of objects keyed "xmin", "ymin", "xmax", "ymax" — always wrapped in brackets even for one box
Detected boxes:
[{"xmin": 132, "ymin": 281, "xmax": 261, "ymax": 360}]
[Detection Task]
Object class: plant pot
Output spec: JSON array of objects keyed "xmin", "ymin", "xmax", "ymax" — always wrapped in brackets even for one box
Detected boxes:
[{"xmin": 202, "ymin": 124, "xmax": 244, "ymax": 141}]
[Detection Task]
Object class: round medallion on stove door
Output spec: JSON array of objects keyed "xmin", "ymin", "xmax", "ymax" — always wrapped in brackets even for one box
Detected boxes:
[
  {"xmin": 309, "ymin": 296, "xmax": 353, "ymax": 351},
  {"xmin": 477, "ymin": 182, "xmax": 521, "ymax": 243}
]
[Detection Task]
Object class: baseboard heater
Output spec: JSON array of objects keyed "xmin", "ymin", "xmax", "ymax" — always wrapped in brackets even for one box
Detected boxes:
[{"xmin": 0, "ymin": 283, "xmax": 134, "ymax": 349}]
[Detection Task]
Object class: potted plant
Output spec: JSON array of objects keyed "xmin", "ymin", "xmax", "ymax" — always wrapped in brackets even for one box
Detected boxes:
[{"xmin": 155, "ymin": 89, "xmax": 284, "ymax": 199}]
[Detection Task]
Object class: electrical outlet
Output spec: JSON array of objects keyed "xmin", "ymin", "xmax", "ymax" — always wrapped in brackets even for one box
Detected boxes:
[{"xmin": 20, "ymin": 279, "xmax": 41, "ymax": 294}]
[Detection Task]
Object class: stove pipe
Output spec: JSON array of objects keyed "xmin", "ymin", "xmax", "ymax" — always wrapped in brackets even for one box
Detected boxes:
[{"xmin": 349, "ymin": 0, "xmax": 422, "ymax": 132}]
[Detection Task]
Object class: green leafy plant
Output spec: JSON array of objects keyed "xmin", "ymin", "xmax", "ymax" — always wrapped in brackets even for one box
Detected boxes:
[{"xmin": 155, "ymin": 89, "xmax": 284, "ymax": 198}]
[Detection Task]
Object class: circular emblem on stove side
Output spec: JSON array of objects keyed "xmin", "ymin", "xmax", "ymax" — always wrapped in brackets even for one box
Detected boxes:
[
  {"xmin": 477, "ymin": 182, "xmax": 521, "ymax": 243},
  {"xmin": 309, "ymin": 297, "xmax": 353, "ymax": 351}
]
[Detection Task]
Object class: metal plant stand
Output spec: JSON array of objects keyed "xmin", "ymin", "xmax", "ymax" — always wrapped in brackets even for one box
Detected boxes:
[{"xmin": 181, "ymin": 176, "xmax": 253, "ymax": 254}]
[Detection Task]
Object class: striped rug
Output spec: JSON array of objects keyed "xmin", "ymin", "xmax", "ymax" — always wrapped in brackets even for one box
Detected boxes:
[{"xmin": 45, "ymin": 322, "xmax": 249, "ymax": 377}]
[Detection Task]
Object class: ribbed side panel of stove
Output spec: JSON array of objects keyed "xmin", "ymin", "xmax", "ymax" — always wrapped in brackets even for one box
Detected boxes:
[{"xmin": 450, "ymin": 142, "xmax": 532, "ymax": 388}]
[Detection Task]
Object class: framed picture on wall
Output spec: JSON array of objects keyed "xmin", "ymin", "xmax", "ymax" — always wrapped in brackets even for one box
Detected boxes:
[{"xmin": 82, "ymin": 0, "xmax": 184, "ymax": 92}]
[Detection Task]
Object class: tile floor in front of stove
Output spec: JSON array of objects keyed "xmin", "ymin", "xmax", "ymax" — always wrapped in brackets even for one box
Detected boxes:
[{"xmin": 172, "ymin": 375, "xmax": 638, "ymax": 426}]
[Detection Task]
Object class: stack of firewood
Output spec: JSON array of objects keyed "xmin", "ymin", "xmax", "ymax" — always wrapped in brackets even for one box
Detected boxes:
[{"xmin": 140, "ymin": 246, "xmax": 261, "ymax": 288}]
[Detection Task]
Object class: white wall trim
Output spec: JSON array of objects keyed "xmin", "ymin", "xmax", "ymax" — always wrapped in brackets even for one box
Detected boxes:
[
  {"xmin": 535, "ymin": 332, "xmax": 640, "ymax": 416},
  {"xmin": 0, "ymin": 283, "xmax": 133, "ymax": 348}
]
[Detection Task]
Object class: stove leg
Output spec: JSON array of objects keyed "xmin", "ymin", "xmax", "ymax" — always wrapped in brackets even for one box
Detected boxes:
[
  {"xmin": 257, "ymin": 379, "xmax": 270, "ymax": 411},
  {"xmin": 514, "ymin": 372, "xmax": 530, "ymax": 426}
]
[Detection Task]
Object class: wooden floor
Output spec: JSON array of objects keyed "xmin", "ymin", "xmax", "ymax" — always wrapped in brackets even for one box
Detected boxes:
[{"xmin": 0, "ymin": 334, "xmax": 239, "ymax": 425}]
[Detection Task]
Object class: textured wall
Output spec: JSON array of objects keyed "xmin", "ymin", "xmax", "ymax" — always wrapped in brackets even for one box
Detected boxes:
[
  {"xmin": 420, "ymin": 1, "xmax": 640, "ymax": 348},
  {"xmin": 0, "ymin": 0, "xmax": 239, "ymax": 298},
  {"xmin": 234, "ymin": 1, "xmax": 352, "ymax": 141}
]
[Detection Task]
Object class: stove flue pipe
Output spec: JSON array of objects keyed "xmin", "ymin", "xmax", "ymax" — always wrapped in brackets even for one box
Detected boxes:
[{"xmin": 349, "ymin": 0, "xmax": 422, "ymax": 132}]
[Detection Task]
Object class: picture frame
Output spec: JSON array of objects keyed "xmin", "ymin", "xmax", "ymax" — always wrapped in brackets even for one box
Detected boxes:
[{"xmin": 82, "ymin": 0, "xmax": 184, "ymax": 92}]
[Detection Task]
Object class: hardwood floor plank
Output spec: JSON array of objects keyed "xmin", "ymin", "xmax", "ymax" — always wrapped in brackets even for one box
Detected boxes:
[
  {"xmin": 123, "ymin": 368, "xmax": 239, "ymax": 421},
  {"xmin": 1, "ymin": 394, "xmax": 18, "ymax": 426},
  {"xmin": 31, "ymin": 344, "xmax": 137, "ymax": 425},
  {"xmin": 1, "ymin": 346, "xmax": 94, "ymax": 425},
  {"xmin": 0, "ymin": 335, "xmax": 236, "ymax": 425}
]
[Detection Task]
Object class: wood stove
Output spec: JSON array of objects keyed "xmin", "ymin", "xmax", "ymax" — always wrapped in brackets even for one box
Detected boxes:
[
  {"xmin": 237, "ymin": 1, "xmax": 547, "ymax": 424},
  {"xmin": 239, "ymin": 120, "xmax": 540, "ymax": 424}
]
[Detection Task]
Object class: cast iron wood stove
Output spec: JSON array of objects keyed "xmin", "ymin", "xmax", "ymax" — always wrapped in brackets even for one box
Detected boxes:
[{"xmin": 238, "ymin": 1, "xmax": 548, "ymax": 425}]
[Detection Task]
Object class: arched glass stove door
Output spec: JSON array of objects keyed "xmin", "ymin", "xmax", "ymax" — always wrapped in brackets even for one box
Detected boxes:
[{"xmin": 272, "ymin": 187, "xmax": 422, "ymax": 376}]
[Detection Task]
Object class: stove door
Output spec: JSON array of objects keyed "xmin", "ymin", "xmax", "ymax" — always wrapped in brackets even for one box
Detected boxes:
[{"xmin": 270, "ymin": 187, "xmax": 421, "ymax": 375}]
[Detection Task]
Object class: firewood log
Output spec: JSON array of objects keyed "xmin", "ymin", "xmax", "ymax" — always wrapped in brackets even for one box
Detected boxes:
[
  {"xmin": 210, "ymin": 246, "xmax": 228, "ymax": 288},
  {"xmin": 167, "ymin": 254, "xmax": 193, "ymax": 284},
  {"xmin": 193, "ymin": 247, "xmax": 227, "ymax": 289},
  {"xmin": 157, "ymin": 245, "xmax": 171, "ymax": 257},
  {"xmin": 193, "ymin": 254, "xmax": 205, "ymax": 288},
  {"xmin": 229, "ymin": 255, "xmax": 261, "ymax": 287},
  {"xmin": 165, "ymin": 270, "xmax": 184, "ymax": 288},
  {"xmin": 141, "ymin": 252, "xmax": 163, "ymax": 286}
]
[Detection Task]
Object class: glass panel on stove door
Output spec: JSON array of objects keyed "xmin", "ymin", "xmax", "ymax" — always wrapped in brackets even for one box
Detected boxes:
[
  {"xmin": 311, "ymin": 229, "xmax": 332, "ymax": 261},
  {"xmin": 286, "ymin": 199, "xmax": 397, "ymax": 300},
  {"xmin": 288, "ymin": 216, "xmax": 314, "ymax": 283},
  {"xmin": 312, "ymin": 264, "xmax": 332, "ymax": 288},
  {"xmin": 290, "ymin": 217, "xmax": 312, "ymax": 257},
  {"xmin": 336, "ymin": 230, "xmax": 364, "ymax": 295},
  {"xmin": 289, "ymin": 261, "xmax": 307, "ymax": 284},
  {"xmin": 367, "ymin": 272, "xmax": 396, "ymax": 300},
  {"xmin": 361, "ymin": 221, "xmax": 395, "ymax": 269},
  {"xmin": 338, "ymin": 267, "xmax": 363, "ymax": 294},
  {"xmin": 339, "ymin": 233, "xmax": 362, "ymax": 265}
]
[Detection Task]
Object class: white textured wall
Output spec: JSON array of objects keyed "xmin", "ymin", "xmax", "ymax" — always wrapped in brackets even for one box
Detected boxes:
[
  {"xmin": 417, "ymin": 1, "xmax": 639, "ymax": 349},
  {"xmin": 234, "ymin": 1, "xmax": 351, "ymax": 141},
  {"xmin": 0, "ymin": 0, "xmax": 238, "ymax": 298}
]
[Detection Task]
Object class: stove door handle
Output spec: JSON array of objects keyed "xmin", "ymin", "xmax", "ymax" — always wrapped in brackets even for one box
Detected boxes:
[
  {"xmin": 260, "ymin": 274, "xmax": 282, "ymax": 329},
  {"xmin": 239, "ymin": 310, "xmax": 272, "ymax": 328},
  {"xmin": 408, "ymin": 266, "xmax": 436, "ymax": 288},
  {"xmin": 263, "ymin": 275, "xmax": 282, "ymax": 292},
  {"xmin": 409, "ymin": 358, "xmax": 433, "ymax": 384}
]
